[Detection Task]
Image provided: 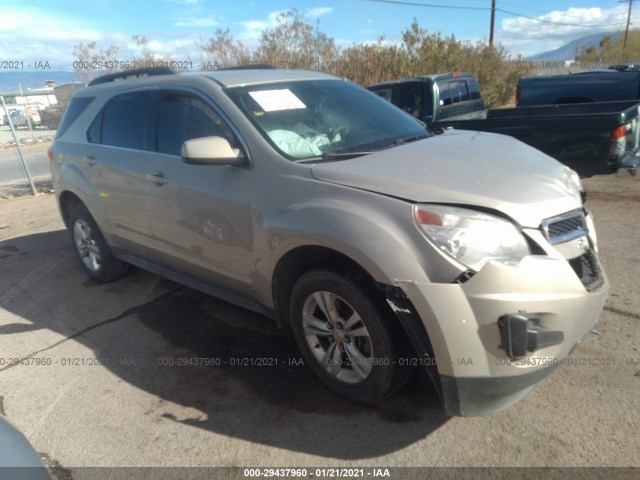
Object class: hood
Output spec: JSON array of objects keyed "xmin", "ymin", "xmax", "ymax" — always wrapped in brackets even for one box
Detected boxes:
[{"xmin": 311, "ymin": 130, "xmax": 582, "ymax": 228}]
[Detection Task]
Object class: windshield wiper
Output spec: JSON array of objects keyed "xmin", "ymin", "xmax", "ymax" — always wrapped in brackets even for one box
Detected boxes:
[
  {"xmin": 322, "ymin": 151, "xmax": 374, "ymax": 159},
  {"xmin": 390, "ymin": 133, "xmax": 431, "ymax": 146},
  {"xmin": 298, "ymin": 151, "xmax": 374, "ymax": 163}
]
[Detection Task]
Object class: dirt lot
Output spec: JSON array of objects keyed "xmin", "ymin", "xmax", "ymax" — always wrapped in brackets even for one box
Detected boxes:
[{"xmin": 0, "ymin": 174, "xmax": 639, "ymax": 480}]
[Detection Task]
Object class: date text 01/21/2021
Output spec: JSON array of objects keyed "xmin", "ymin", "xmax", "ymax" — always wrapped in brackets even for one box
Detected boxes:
[
  {"xmin": 243, "ymin": 468, "xmax": 391, "ymax": 478},
  {"xmin": 156, "ymin": 357, "xmax": 301, "ymax": 367}
]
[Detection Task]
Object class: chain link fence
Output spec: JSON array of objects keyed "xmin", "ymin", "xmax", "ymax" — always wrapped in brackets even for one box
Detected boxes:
[{"xmin": 0, "ymin": 96, "xmax": 63, "ymax": 198}]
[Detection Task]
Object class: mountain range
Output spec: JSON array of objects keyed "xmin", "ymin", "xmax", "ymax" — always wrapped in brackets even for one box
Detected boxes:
[{"xmin": 524, "ymin": 31, "xmax": 623, "ymax": 62}]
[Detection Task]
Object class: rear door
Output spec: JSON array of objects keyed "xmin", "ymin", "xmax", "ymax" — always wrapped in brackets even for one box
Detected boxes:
[{"xmin": 85, "ymin": 89, "xmax": 160, "ymax": 257}]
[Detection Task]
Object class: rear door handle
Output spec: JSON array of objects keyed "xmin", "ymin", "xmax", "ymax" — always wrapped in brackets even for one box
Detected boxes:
[
  {"xmin": 82, "ymin": 155, "xmax": 97, "ymax": 166},
  {"xmin": 145, "ymin": 171, "xmax": 168, "ymax": 185}
]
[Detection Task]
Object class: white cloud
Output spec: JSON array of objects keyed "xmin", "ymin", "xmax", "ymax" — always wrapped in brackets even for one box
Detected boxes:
[
  {"xmin": 124, "ymin": 36, "xmax": 202, "ymax": 62},
  {"xmin": 239, "ymin": 10, "xmax": 286, "ymax": 41},
  {"xmin": 174, "ymin": 16, "xmax": 218, "ymax": 27},
  {"xmin": 238, "ymin": 8, "xmax": 333, "ymax": 44},
  {"xmin": 500, "ymin": 5, "xmax": 636, "ymax": 56},
  {"xmin": 307, "ymin": 7, "xmax": 334, "ymax": 19},
  {"xmin": 0, "ymin": 7, "xmax": 107, "ymax": 69},
  {"xmin": 0, "ymin": 5, "xmax": 205, "ymax": 72}
]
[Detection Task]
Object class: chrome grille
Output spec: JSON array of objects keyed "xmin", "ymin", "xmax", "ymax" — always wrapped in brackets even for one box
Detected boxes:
[{"xmin": 541, "ymin": 210, "xmax": 587, "ymax": 245}]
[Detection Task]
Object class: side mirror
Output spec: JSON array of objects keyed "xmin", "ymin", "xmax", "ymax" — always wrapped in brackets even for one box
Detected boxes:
[{"xmin": 181, "ymin": 136, "xmax": 245, "ymax": 166}]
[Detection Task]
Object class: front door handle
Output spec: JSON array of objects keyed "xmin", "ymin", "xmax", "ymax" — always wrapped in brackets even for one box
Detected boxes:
[
  {"xmin": 145, "ymin": 171, "xmax": 168, "ymax": 185},
  {"xmin": 82, "ymin": 155, "xmax": 97, "ymax": 166}
]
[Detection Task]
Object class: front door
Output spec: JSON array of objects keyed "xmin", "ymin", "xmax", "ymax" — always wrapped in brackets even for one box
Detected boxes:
[{"xmin": 144, "ymin": 90, "xmax": 256, "ymax": 300}]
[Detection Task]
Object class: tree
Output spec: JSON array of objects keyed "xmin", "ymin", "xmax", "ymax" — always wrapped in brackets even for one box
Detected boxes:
[
  {"xmin": 333, "ymin": 19, "xmax": 530, "ymax": 107},
  {"xmin": 576, "ymin": 32, "xmax": 640, "ymax": 65},
  {"xmin": 72, "ymin": 42, "xmax": 121, "ymax": 82},
  {"xmin": 333, "ymin": 39, "xmax": 410, "ymax": 85},
  {"xmin": 72, "ymin": 35, "xmax": 171, "ymax": 82},
  {"xmin": 71, "ymin": 13, "xmax": 530, "ymax": 107},
  {"xmin": 199, "ymin": 28, "xmax": 253, "ymax": 69},
  {"xmin": 254, "ymin": 10, "xmax": 338, "ymax": 70}
]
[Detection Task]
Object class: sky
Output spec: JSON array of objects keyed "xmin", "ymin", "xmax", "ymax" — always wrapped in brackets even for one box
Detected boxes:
[{"xmin": 0, "ymin": 0, "xmax": 638, "ymax": 71}]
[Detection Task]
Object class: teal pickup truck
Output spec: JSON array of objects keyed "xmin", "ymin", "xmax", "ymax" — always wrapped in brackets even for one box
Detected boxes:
[{"xmin": 368, "ymin": 72, "xmax": 640, "ymax": 176}]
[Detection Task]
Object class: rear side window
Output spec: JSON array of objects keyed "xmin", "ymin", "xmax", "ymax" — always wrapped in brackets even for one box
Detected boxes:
[
  {"xmin": 439, "ymin": 81, "xmax": 470, "ymax": 106},
  {"xmin": 156, "ymin": 92, "xmax": 234, "ymax": 156},
  {"xmin": 468, "ymin": 80, "xmax": 481, "ymax": 100},
  {"xmin": 55, "ymin": 97, "xmax": 94, "ymax": 138},
  {"xmin": 97, "ymin": 91, "xmax": 154, "ymax": 150}
]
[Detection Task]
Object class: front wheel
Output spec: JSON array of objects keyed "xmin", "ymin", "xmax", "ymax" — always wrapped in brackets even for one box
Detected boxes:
[
  {"xmin": 290, "ymin": 270, "xmax": 413, "ymax": 403},
  {"xmin": 68, "ymin": 204, "xmax": 129, "ymax": 283}
]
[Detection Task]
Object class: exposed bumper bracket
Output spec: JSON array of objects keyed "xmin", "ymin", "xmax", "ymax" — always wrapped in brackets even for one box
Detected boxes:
[{"xmin": 498, "ymin": 313, "xmax": 564, "ymax": 358}]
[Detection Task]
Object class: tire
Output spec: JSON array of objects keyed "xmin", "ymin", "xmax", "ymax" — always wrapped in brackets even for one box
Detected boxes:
[
  {"xmin": 68, "ymin": 204, "xmax": 129, "ymax": 283},
  {"xmin": 290, "ymin": 269, "xmax": 414, "ymax": 403}
]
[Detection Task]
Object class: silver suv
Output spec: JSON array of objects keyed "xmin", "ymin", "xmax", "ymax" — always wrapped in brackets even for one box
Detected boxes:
[{"xmin": 50, "ymin": 67, "xmax": 609, "ymax": 416}]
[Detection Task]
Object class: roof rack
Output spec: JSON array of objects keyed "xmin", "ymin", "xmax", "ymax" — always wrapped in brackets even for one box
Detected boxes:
[{"xmin": 88, "ymin": 67, "xmax": 175, "ymax": 86}]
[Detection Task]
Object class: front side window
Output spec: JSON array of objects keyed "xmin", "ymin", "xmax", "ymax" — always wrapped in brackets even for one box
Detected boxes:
[
  {"xmin": 156, "ymin": 92, "xmax": 235, "ymax": 156},
  {"xmin": 95, "ymin": 91, "xmax": 154, "ymax": 150},
  {"xmin": 226, "ymin": 79, "xmax": 427, "ymax": 160}
]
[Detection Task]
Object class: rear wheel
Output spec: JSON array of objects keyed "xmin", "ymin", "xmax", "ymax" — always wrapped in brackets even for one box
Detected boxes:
[
  {"xmin": 290, "ymin": 269, "xmax": 413, "ymax": 403},
  {"xmin": 68, "ymin": 204, "xmax": 129, "ymax": 283}
]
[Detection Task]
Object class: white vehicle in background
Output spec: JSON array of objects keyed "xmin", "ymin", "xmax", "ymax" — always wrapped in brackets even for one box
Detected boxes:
[{"xmin": 4, "ymin": 110, "xmax": 41, "ymax": 129}]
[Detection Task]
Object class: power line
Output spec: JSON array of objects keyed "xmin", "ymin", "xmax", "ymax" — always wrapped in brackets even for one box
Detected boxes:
[
  {"xmin": 367, "ymin": 0, "xmax": 489, "ymax": 11},
  {"xmin": 367, "ymin": 0, "xmax": 628, "ymax": 28}
]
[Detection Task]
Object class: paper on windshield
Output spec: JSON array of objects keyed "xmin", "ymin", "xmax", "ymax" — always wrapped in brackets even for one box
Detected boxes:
[{"xmin": 249, "ymin": 89, "xmax": 306, "ymax": 112}]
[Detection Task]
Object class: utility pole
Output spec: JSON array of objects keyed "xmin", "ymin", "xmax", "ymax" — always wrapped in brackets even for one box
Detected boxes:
[
  {"xmin": 623, "ymin": 0, "xmax": 634, "ymax": 58},
  {"xmin": 489, "ymin": 0, "xmax": 496, "ymax": 48}
]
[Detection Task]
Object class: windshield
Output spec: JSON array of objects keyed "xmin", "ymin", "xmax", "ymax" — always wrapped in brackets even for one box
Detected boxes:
[{"xmin": 225, "ymin": 79, "xmax": 429, "ymax": 160}]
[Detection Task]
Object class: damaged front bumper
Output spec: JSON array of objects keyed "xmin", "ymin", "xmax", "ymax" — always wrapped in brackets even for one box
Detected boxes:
[{"xmin": 394, "ymin": 252, "xmax": 609, "ymax": 416}]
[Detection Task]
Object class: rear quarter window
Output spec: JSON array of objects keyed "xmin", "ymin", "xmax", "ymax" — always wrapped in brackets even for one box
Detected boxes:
[{"xmin": 55, "ymin": 97, "xmax": 94, "ymax": 138}]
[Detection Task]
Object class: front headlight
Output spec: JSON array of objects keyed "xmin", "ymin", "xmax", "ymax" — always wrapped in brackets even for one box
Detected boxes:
[{"xmin": 414, "ymin": 205, "xmax": 531, "ymax": 271}]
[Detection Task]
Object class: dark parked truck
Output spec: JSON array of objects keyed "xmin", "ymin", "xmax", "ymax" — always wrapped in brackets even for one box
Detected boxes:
[
  {"xmin": 516, "ymin": 68, "xmax": 640, "ymax": 107},
  {"xmin": 368, "ymin": 73, "xmax": 640, "ymax": 176}
]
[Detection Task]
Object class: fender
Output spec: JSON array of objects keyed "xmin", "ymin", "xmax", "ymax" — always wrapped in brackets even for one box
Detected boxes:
[{"xmin": 55, "ymin": 160, "xmax": 104, "ymax": 225}]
